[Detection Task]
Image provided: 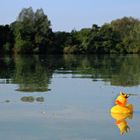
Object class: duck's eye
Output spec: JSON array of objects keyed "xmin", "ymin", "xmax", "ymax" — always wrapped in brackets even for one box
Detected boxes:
[{"xmin": 122, "ymin": 93, "xmax": 124, "ymax": 95}]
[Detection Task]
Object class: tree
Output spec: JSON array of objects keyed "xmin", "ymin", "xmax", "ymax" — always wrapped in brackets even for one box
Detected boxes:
[
  {"xmin": 34, "ymin": 9, "xmax": 54, "ymax": 53},
  {"xmin": 111, "ymin": 17, "xmax": 140, "ymax": 53},
  {"xmin": 0, "ymin": 25, "xmax": 14, "ymax": 53},
  {"xmin": 72, "ymin": 28, "xmax": 91, "ymax": 53},
  {"xmin": 11, "ymin": 7, "xmax": 53, "ymax": 54}
]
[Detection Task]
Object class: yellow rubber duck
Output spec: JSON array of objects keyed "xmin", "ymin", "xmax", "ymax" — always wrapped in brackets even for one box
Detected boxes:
[
  {"xmin": 110, "ymin": 92, "xmax": 133, "ymax": 114},
  {"xmin": 111, "ymin": 113, "xmax": 133, "ymax": 135}
]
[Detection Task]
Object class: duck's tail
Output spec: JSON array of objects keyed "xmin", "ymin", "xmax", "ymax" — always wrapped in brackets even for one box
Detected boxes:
[{"xmin": 127, "ymin": 104, "xmax": 133, "ymax": 113}]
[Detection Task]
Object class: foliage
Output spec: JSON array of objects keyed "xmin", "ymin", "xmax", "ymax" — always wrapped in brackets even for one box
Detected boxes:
[
  {"xmin": 11, "ymin": 7, "xmax": 53, "ymax": 54},
  {"xmin": 0, "ymin": 25, "xmax": 14, "ymax": 53},
  {"xmin": 0, "ymin": 7, "xmax": 140, "ymax": 54},
  {"xmin": 111, "ymin": 17, "xmax": 140, "ymax": 53}
]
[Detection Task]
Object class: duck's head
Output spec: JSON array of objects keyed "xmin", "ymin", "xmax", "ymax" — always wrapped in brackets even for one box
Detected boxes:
[
  {"xmin": 115, "ymin": 92, "xmax": 129, "ymax": 106},
  {"xmin": 120, "ymin": 91, "xmax": 129, "ymax": 99}
]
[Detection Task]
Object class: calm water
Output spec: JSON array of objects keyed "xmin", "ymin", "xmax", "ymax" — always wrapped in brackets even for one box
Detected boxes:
[{"xmin": 0, "ymin": 54, "xmax": 140, "ymax": 140}]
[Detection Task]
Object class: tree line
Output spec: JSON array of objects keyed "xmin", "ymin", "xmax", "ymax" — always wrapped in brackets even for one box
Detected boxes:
[{"xmin": 0, "ymin": 7, "xmax": 140, "ymax": 54}]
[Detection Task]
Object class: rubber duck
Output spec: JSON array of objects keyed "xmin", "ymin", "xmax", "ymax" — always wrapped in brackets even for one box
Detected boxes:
[
  {"xmin": 111, "ymin": 113, "xmax": 133, "ymax": 135},
  {"xmin": 110, "ymin": 92, "xmax": 133, "ymax": 114}
]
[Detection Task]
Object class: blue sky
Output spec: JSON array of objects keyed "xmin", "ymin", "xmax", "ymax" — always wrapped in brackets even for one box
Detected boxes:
[{"xmin": 0, "ymin": 0, "xmax": 140, "ymax": 31}]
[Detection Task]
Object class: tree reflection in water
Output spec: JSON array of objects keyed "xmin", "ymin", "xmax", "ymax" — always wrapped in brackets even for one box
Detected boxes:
[{"xmin": 0, "ymin": 54, "xmax": 140, "ymax": 92}]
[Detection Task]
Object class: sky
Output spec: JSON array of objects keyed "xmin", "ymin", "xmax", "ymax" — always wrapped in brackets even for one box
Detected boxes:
[{"xmin": 0, "ymin": 0, "xmax": 140, "ymax": 31}]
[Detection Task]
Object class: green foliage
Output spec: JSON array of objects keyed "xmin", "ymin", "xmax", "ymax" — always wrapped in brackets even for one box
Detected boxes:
[
  {"xmin": 63, "ymin": 45, "xmax": 79, "ymax": 54},
  {"xmin": 71, "ymin": 28, "xmax": 91, "ymax": 53},
  {"xmin": 111, "ymin": 17, "xmax": 139, "ymax": 38},
  {"xmin": 84, "ymin": 24, "xmax": 121, "ymax": 53},
  {"xmin": 15, "ymin": 39, "xmax": 32, "ymax": 53},
  {"xmin": 0, "ymin": 25, "xmax": 14, "ymax": 53},
  {"xmin": 111, "ymin": 17, "xmax": 140, "ymax": 53},
  {"xmin": 3, "ymin": 42, "xmax": 12, "ymax": 52},
  {"xmin": 11, "ymin": 7, "xmax": 53, "ymax": 54},
  {"xmin": 1, "ymin": 7, "xmax": 140, "ymax": 54}
]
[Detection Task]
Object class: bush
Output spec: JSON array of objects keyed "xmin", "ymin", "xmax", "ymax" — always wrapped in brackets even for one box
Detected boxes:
[
  {"xmin": 3, "ymin": 42, "xmax": 12, "ymax": 52},
  {"xmin": 15, "ymin": 39, "xmax": 32, "ymax": 53},
  {"xmin": 63, "ymin": 45, "xmax": 79, "ymax": 54}
]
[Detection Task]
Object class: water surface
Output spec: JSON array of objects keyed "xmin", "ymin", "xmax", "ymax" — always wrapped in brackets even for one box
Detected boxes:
[{"xmin": 0, "ymin": 54, "xmax": 140, "ymax": 140}]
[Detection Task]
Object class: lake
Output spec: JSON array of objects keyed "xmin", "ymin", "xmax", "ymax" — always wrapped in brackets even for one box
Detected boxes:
[{"xmin": 0, "ymin": 54, "xmax": 140, "ymax": 140}]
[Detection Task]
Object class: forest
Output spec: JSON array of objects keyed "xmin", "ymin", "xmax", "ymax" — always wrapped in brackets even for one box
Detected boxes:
[{"xmin": 0, "ymin": 7, "xmax": 140, "ymax": 54}]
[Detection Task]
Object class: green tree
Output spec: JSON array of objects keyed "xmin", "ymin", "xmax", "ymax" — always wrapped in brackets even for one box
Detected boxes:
[
  {"xmin": 72, "ymin": 28, "xmax": 91, "ymax": 53},
  {"xmin": 34, "ymin": 8, "xmax": 54, "ymax": 53},
  {"xmin": 0, "ymin": 25, "xmax": 14, "ymax": 53},
  {"xmin": 86, "ymin": 24, "xmax": 121, "ymax": 53},
  {"xmin": 11, "ymin": 7, "xmax": 53, "ymax": 54},
  {"xmin": 111, "ymin": 17, "xmax": 140, "ymax": 53}
]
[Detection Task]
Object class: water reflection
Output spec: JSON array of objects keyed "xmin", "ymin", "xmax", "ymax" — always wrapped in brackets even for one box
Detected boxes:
[
  {"xmin": 0, "ymin": 54, "xmax": 140, "ymax": 92},
  {"xmin": 0, "ymin": 55, "xmax": 140, "ymax": 140},
  {"xmin": 110, "ymin": 92, "xmax": 134, "ymax": 135},
  {"xmin": 111, "ymin": 113, "xmax": 133, "ymax": 135},
  {"xmin": 13, "ymin": 55, "xmax": 52, "ymax": 92}
]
